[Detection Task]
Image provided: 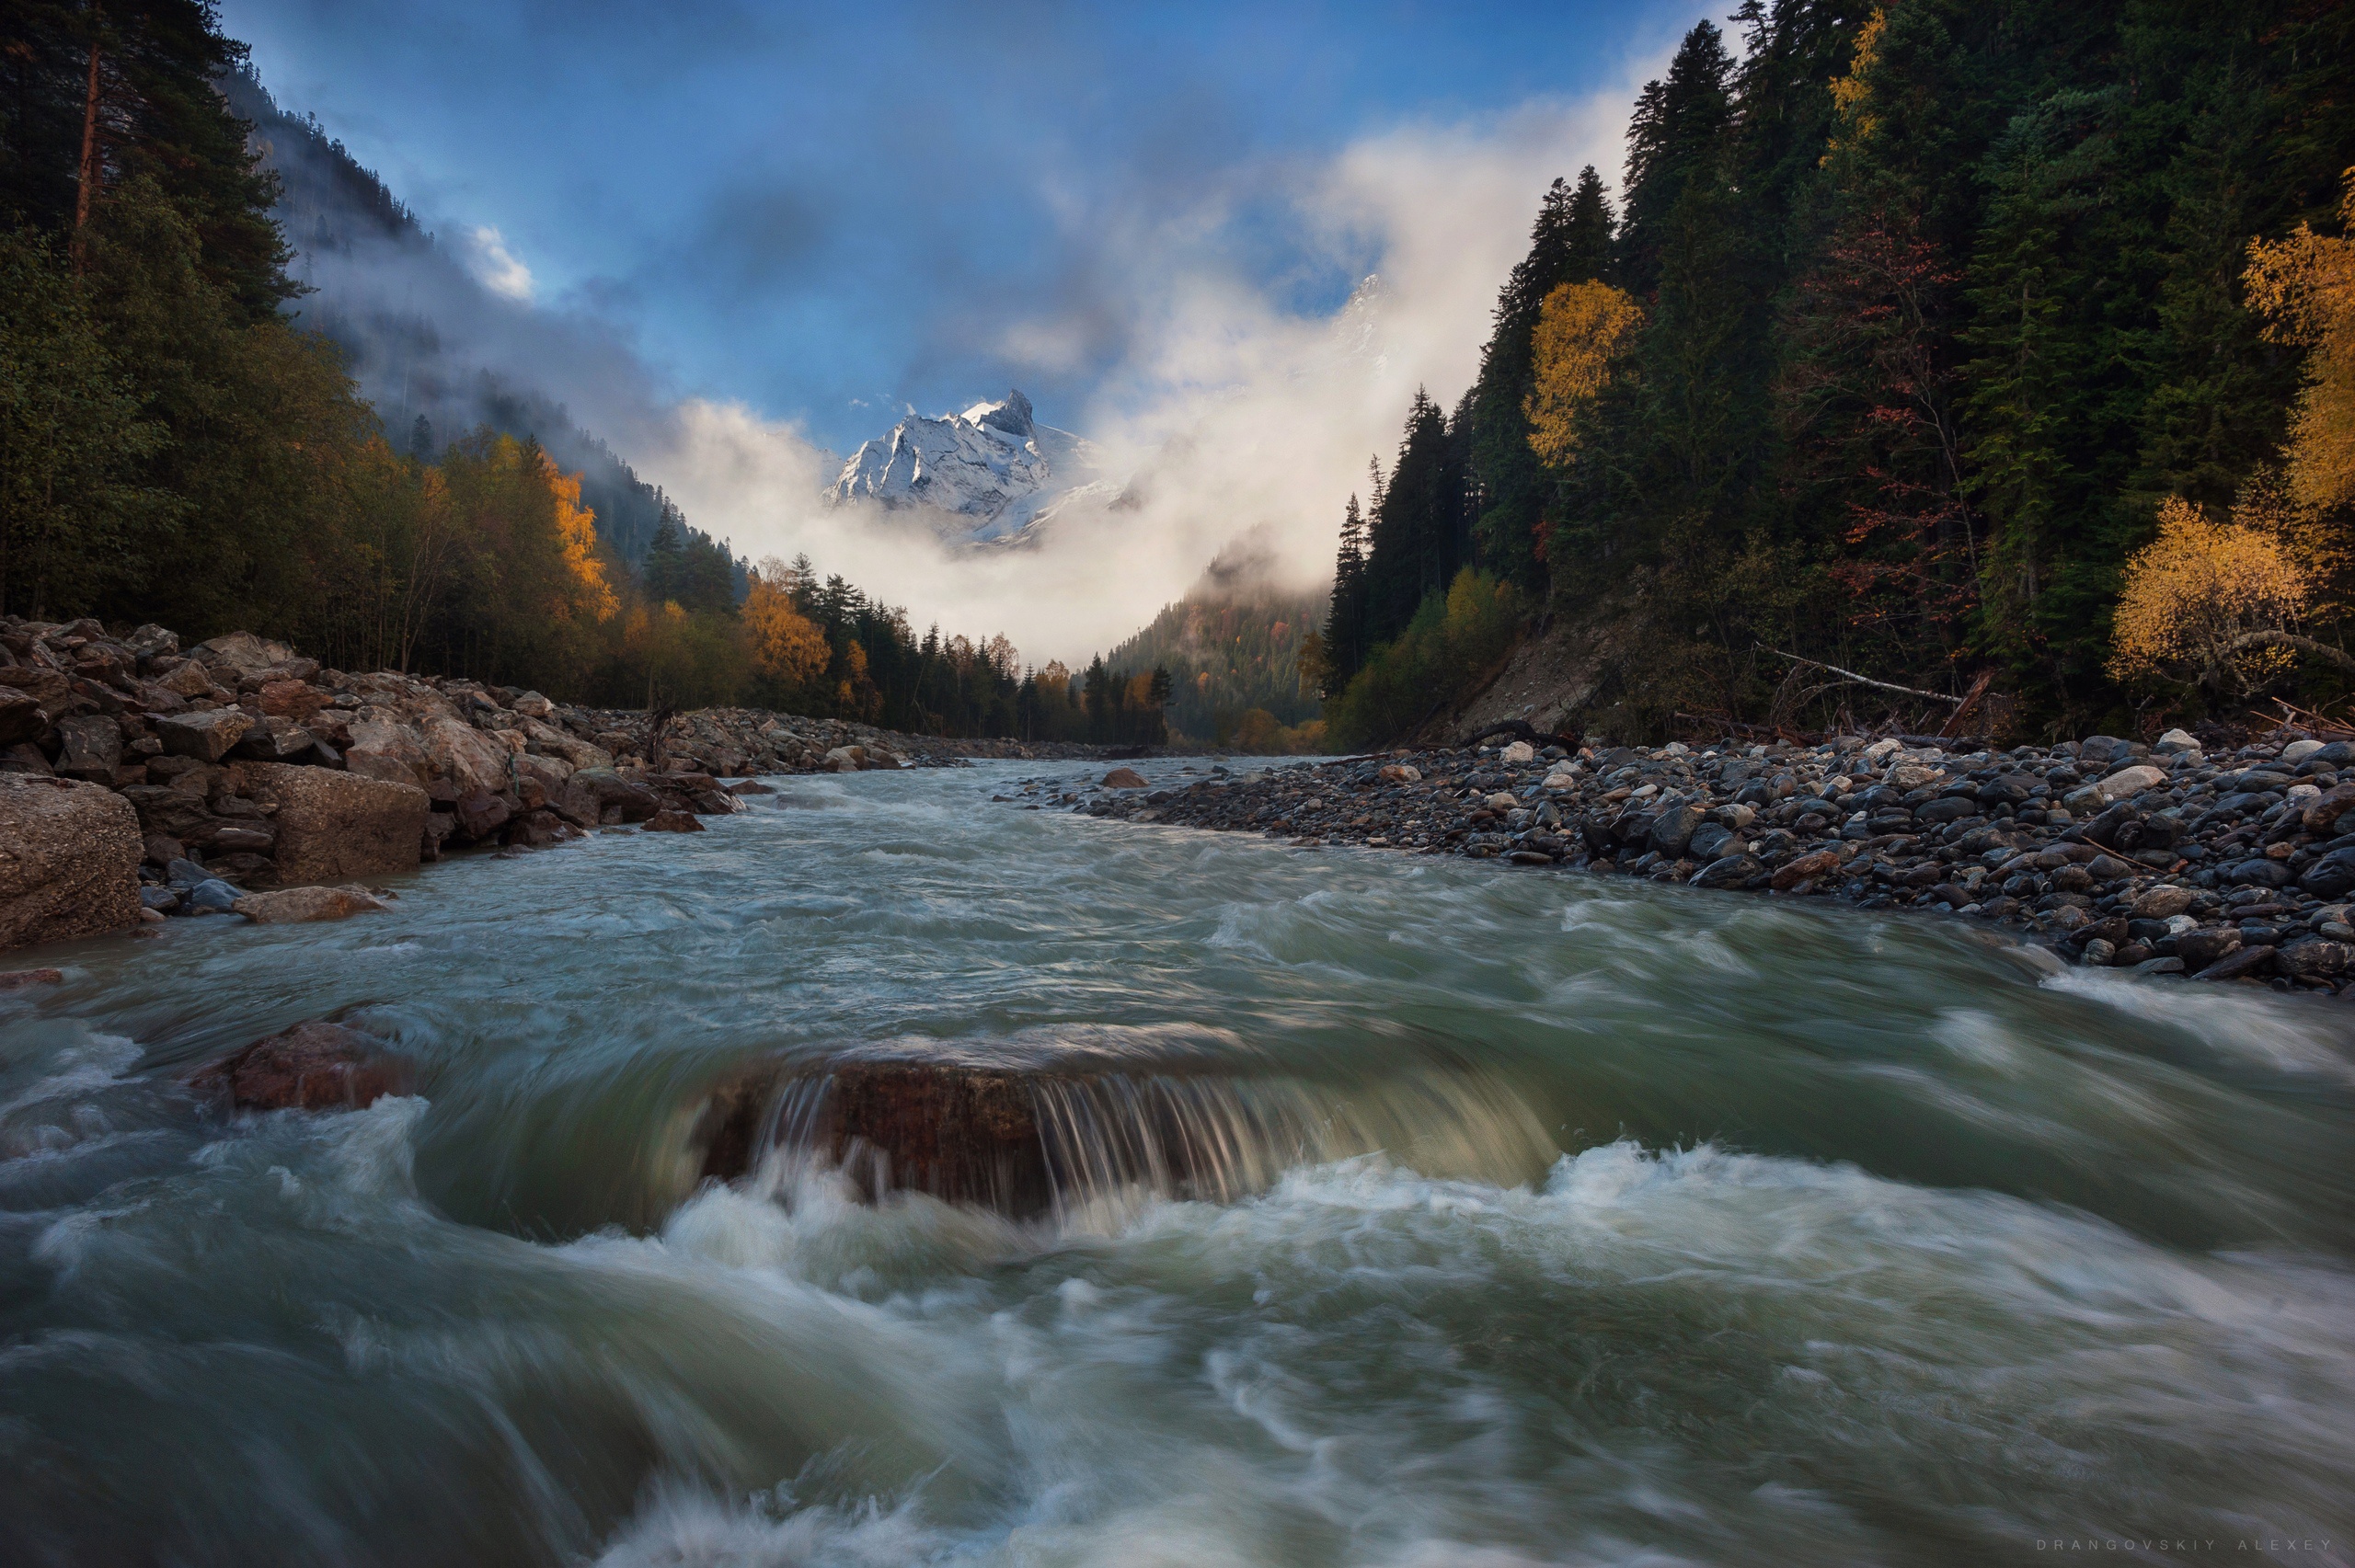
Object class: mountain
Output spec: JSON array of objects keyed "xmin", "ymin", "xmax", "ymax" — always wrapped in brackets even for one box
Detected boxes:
[
  {"xmin": 1103, "ymin": 538, "xmax": 1327, "ymax": 745},
  {"xmin": 826, "ymin": 389, "xmax": 1120, "ymax": 545},
  {"xmin": 220, "ymin": 68, "xmax": 729, "ymax": 573}
]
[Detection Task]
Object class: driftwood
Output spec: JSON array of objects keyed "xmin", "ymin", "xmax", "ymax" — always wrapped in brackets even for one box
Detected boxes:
[
  {"xmin": 1456, "ymin": 717, "xmax": 1584, "ymax": 751},
  {"xmin": 1759, "ymin": 647, "xmax": 1968, "ymax": 705},
  {"xmin": 1936, "ymin": 669, "xmax": 1997, "ymax": 738}
]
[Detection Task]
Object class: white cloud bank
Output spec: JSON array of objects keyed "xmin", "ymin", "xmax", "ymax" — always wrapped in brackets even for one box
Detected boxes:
[{"xmin": 642, "ymin": 82, "xmax": 1648, "ymax": 669}]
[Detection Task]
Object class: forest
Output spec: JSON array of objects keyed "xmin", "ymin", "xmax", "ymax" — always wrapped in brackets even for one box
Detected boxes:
[
  {"xmin": 1315, "ymin": 0, "xmax": 2355, "ymax": 749},
  {"xmin": 0, "ymin": 2, "xmax": 1167, "ymax": 745}
]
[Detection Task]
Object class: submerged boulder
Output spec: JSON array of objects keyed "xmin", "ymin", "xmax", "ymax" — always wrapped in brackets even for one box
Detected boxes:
[
  {"xmin": 695, "ymin": 1059, "xmax": 1066, "ymax": 1217},
  {"xmin": 185, "ymin": 1021, "xmax": 413, "ymax": 1112}
]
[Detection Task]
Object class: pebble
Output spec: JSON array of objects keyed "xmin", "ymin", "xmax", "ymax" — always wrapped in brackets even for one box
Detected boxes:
[{"xmin": 1053, "ymin": 729, "xmax": 2355, "ymax": 997}]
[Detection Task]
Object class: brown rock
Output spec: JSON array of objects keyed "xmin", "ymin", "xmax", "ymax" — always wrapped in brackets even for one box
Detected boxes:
[
  {"xmin": 256, "ymin": 680, "xmax": 330, "ymax": 721},
  {"xmin": 2193, "ymin": 944, "xmax": 2275, "ymax": 982},
  {"xmin": 2131, "ymin": 884, "xmax": 2196, "ymax": 920},
  {"xmin": 227, "ymin": 761, "xmax": 430, "ymax": 886},
  {"xmin": 53, "ymin": 715, "xmax": 123, "ymax": 782},
  {"xmin": 0, "ymin": 691, "xmax": 44, "ymax": 746},
  {"xmin": 503, "ymin": 808, "xmax": 580, "ymax": 848},
  {"xmin": 0, "ymin": 775, "xmax": 142, "ymax": 952},
  {"xmin": 2304, "ymin": 782, "xmax": 2355, "ymax": 834},
  {"xmin": 230, "ymin": 715, "xmax": 316, "ymax": 762},
  {"xmin": 344, "ymin": 714, "xmax": 432, "ymax": 785},
  {"xmin": 197, "ymin": 631, "xmax": 293, "ymax": 674},
  {"xmin": 231, "ymin": 885, "xmax": 387, "ymax": 923},
  {"xmin": 1770, "ymin": 848, "xmax": 1844, "ymax": 891},
  {"xmin": 1102, "ymin": 767, "xmax": 1148, "ymax": 789},
  {"xmin": 0, "ymin": 666, "xmax": 71, "ymax": 709},
  {"xmin": 0, "ymin": 967, "xmax": 63, "ymax": 990},
  {"xmin": 2175, "ymin": 929, "xmax": 2242, "ymax": 970},
  {"xmin": 185, "ymin": 1021, "xmax": 411, "ymax": 1113},
  {"xmin": 155, "ymin": 708, "xmax": 252, "ymax": 761},
  {"xmin": 451, "ymin": 787, "xmax": 513, "ymax": 841},
  {"xmin": 643, "ymin": 808, "xmax": 705, "ymax": 832},
  {"xmin": 695, "ymin": 1059, "xmax": 1059, "ymax": 1214},
  {"xmin": 155, "ymin": 660, "xmax": 222, "ymax": 700}
]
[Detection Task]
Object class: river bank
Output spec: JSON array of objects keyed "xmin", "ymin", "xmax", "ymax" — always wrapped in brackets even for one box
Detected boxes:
[
  {"xmin": 1058, "ymin": 727, "xmax": 2355, "ymax": 994},
  {"xmin": 0, "ymin": 615, "xmax": 1115, "ymax": 951}
]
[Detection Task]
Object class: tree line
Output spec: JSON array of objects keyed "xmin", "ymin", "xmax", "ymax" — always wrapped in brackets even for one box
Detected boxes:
[
  {"xmin": 1313, "ymin": 0, "xmax": 2355, "ymax": 747},
  {"xmin": 0, "ymin": 2, "xmax": 1171, "ymax": 739}
]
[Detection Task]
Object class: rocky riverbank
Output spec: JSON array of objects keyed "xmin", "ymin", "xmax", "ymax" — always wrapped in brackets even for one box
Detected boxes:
[
  {"xmin": 1060, "ymin": 729, "xmax": 2355, "ymax": 994},
  {"xmin": 0, "ymin": 616, "xmax": 1109, "ymax": 952}
]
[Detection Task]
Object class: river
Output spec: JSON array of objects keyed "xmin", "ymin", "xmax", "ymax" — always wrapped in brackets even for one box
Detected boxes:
[{"xmin": 3, "ymin": 758, "xmax": 2351, "ymax": 1564}]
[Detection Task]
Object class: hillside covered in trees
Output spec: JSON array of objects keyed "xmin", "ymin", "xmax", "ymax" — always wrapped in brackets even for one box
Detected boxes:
[
  {"xmin": 1104, "ymin": 542, "xmax": 1327, "ymax": 750},
  {"xmin": 1315, "ymin": 0, "xmax": 2355, "ymax": 748},
  {"xmin": 0, "ymin": 2, "xmax": 1167, "ymax": 740}
]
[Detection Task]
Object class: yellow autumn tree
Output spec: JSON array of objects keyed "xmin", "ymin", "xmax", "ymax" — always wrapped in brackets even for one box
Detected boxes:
[
  {"xmin": 741, "ymin": 563, "xmax": 829, "ymax": 688},
  {"xmin": 2109, "ymin": 497, "xmax": 2322, "ymax": 692},
  {"xmin": 541, "ymin": 453, "xmax": 617, "ymax": 625},
  {"xmin": 2245, "ymin": 167, "xmax": 2355, "ymax": 514},
  {"xmin": 1524, "ymin": 280, "xmax": 1643, "ymax": 466}
]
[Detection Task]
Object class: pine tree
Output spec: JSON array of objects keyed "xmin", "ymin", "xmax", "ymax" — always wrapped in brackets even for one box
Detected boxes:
[
  {"xmin": 1320, "ymin": 494, "xmax": 1369, "ymax": 691},
  {"xmin": 1617, "ymin": 21, "xmax": 1736, "ymax": 300},
  {"xmin": 1466, "ymin": 166, "xmax": 1616, "ymax": 592}
]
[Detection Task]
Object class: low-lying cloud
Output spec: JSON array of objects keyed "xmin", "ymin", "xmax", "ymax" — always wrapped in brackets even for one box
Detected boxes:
[{"xmin": 643, "ymin": 87, "xmax": 1643, "ymax": 668}]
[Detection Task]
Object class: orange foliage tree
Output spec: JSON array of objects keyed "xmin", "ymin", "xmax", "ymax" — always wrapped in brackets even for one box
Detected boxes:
[
  {"xmin": 2108, "ymin": 497, "xmax": 2337, "ymax": 693},
  {"xmin": 1524, "ymin": 280, "xmax": 1643, "ymax": 466}
]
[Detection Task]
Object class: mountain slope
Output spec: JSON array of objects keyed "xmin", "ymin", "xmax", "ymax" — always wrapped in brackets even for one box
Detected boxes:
[
  {"xmin": 1104, "ymin": 543, "xmax": 1326, "ymax": 744},
  {"xmin": 221, "ymin": 68, "xmax": 727, "ymax": 572}
]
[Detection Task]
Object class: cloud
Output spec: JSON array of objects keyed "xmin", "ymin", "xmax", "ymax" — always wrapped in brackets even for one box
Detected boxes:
[
  {"xmin": 637, "ymin": 82, "xmax": 1644, "ymax": 667},
  {"xmin": 464, "ymin": 225, "xmax": 536, "ymax": 301}
]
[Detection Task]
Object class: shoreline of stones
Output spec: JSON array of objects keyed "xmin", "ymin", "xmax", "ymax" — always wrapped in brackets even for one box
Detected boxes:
[
  {"xmin": 0, "ymin": 615, "xmax": 1115, "ymax": 950},
  {"xmin": 1055, "ymin": 729, "xmax": 2355, "ymax": 996}
]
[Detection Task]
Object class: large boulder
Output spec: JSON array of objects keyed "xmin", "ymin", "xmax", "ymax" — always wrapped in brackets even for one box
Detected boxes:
[
  {"xmin": 557, "ymin": 766, "xmax": 660, "ymax": 826},
  {"xmin": 344, "ymin": 712, "xmax": 432, "ymax": 785},
  {"xmin": 0, "ymin": 774, "xmax": 141, "ymax": 951},
  {"xmin": 228, "ymin": 761, "xmax": 429, "ymax": 886},
  {"xmin": 419, "ymin": 713, "xmax": 513, "ymax": 795},
  {"xmin": 694, "ymin": 1059, "xmax": 1078, "ymax": 1217},
  {"xmin": 185, "ymin": 1021, "xmax": 412, "ymax": 1112}
]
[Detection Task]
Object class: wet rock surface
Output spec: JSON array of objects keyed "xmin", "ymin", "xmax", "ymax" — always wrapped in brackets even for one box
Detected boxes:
[
  {"xmin": 0, "ymin": 615, "xmax": 1122, "ymax": 945},
  {"xmin": 696, "ymin": 1059, "xmax": 1069, "ymax": 1217},
  {"xmin": 184, "ymin": 1021, "xmax": 413, "ymax": 1112},
  {"xmin": 1051, "ymin": 727, "xmax": 2355, "ymax": 996}
]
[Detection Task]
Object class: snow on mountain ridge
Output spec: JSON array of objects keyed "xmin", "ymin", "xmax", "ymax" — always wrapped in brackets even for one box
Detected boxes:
[{"xmin": 826, "ymin": 388, "xmax": 1112, "ymax": 545}]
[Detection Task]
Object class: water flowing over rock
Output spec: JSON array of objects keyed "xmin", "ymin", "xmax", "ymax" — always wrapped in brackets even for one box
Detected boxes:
[{"xmin": 692, "ymin": 1047, "xmax": 1555, "ymax": 1221}]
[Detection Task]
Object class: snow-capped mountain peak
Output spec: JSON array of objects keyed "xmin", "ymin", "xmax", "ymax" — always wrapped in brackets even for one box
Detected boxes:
[{"xmin": 826, "ymin": 388, "xmax": 1116, "ymax": 545}]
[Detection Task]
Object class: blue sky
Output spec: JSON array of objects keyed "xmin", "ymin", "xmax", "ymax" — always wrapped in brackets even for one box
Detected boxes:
[{"xmin": 223, "ymin": 0, "xmax": 1699, "ymax": 453}]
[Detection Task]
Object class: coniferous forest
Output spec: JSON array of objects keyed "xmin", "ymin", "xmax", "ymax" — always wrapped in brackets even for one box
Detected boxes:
[
  {"xmin": 1315, "ymin": 1, "xmax": 2355, "ymax": 749},
  {"xmin": 0, "ymin": 2, "xmax": 1167, "ymax": 742}
]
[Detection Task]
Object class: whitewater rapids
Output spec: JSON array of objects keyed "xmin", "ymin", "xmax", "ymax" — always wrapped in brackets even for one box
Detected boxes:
[{"xmin": 2, "ymin": 758, "xmax": 2349, "ymax": 1564}]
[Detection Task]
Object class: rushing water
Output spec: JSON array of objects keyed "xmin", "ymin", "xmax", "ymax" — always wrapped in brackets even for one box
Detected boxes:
[{"xmin": 4, "ymin": 758, "xmax": 2353, "ymax": 1565}]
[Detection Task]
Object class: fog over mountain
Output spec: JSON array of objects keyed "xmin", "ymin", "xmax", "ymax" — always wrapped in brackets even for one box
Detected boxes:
[{"xmin": 231, "ymin": 62, "xmax": 1651, "ymax": 664}]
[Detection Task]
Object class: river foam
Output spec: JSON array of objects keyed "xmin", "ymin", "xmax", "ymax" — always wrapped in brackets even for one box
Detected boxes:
[{"xmin": 1, "ymin": 757, "xmax": 2349, "ymax": 1563}]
